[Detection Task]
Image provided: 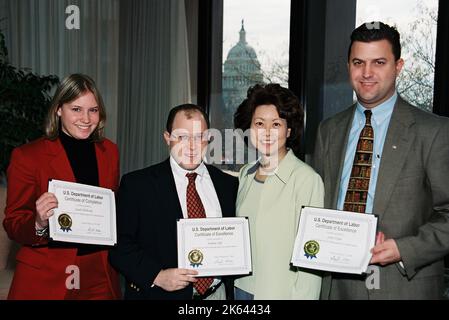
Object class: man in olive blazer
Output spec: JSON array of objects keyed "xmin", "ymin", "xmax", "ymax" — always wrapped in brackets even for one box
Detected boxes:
[
  {"xmin": 313, "ymin": 22, "xmax": 449, "ymax": 299},
  {"xmin": 315, "ymin": 96, "xmax": 449, "ymax": 299}
]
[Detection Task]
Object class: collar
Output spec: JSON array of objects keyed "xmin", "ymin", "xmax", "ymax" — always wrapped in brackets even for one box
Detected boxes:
[
  {"xmin": 169, "ymin": 156, "xmax": 207, "ymax": 180},
  {"xmin": 356, "ymin": 92, "xmax": 397, "ymax": 126},
  {"xmin": 245, "ymin": 149, "xmax": 297, "ymax": 184}
]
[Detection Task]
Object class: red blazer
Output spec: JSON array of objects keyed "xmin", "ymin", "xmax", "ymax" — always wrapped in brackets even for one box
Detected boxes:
[{"xmin": 3, "ymin": 137, "xmax": 122, "ymax": 299}]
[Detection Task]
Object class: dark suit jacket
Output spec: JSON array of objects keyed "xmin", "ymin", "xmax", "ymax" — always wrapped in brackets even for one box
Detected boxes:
[
  {"xmin": 313, "ymin": 97, "xmax": 449, "ymax": 299},
  {"xmin": 109, "ymin": 159, "xmax": 238, "ymax": 300},
  {"xmin": 3, "ymin": 137, "xmax": 122, "ymax": 300}
]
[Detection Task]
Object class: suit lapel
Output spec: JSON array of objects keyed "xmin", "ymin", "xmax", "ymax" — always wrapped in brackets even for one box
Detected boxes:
[
  {"xmin": 331, "ymin": 106, "xmax": 356, "ymax": 207},
  {"xmin": 47, "ymin": 138, "xmax": 110, "ymax": 188},
  {"xmin": 373, "ymin": 98, "xmax": 415, "ymax": 219},
  {"xmin": 46, "ymin": 138, "xmax": 76, "ymax": 183},
  {"xmin": 207, "ymin": 165, "xmax": 229, "ymax": 217},
  {"xmin": 236, "ymin": 165, "xmax": 255, "ymax": 206},
  {"xmin": 157, "ymin": 159, "xmax": 184, "ymax": 220},
  {"xmin": 94, "ymin": 141, "xmax": 109, "ymax": 188}
]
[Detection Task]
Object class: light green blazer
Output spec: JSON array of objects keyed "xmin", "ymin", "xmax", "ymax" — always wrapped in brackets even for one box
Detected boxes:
[{"xmin": 235, "ymin": 150, "xmax": 324, "ymax": 299}]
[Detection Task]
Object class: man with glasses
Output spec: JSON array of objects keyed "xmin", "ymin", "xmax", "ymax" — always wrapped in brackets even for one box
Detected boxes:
[{"xmin": 110, "ymin": 104, "xmax": 238, "ymax": 300}]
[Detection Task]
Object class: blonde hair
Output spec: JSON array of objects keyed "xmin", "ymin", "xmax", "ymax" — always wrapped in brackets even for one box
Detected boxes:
[{"xmin": 45, "ymin": 74, "xmax": 106, "ymax": 141}]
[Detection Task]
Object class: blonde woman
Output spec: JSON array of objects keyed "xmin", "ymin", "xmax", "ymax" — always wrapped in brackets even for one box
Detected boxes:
[{"xmin": 3, "ymin": 74, "xmax": 121, "ymax": 299}]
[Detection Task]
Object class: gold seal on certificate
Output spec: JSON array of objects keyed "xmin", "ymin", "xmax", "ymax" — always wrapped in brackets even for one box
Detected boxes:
[
  {"xmin": 188, "ymin": 249, "xmax": 204, "ymax": 267},
  {"xmin": 304, "ymin": 240, "xmax": 320, "ymax": 259},
  {"xmin": 58, "ymin": 213, "xmax": 72, "ymax": 232},
  {"xmin": 177, "ymin": 217, "xmax": 252, "ymax": 277},
  {"xmin": 291, "ymin": 207, "xmax": 378, "ymax": 274},
  {"xmin": 47, "ymin": 179, "xmax": 117, "ymax": 246}
]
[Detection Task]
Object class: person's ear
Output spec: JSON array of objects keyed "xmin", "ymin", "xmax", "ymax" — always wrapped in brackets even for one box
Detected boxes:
[
  {"xmin": 395, "ymin": 58, "xmax": 404, "ymax": 76},
  {"xmin": 163, "ymin": 131, "xmax": 171, "ymax": 146},
  {"xmin": 204, "ymin": 130, "xmax": 212, "ymax": 144}
]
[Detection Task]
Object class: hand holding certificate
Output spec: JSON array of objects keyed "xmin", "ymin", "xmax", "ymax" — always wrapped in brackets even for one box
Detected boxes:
[
  {"xmin": 291, "ymin": 207, "xmax": 377, "ymax": 274},
  {"xmin": 48, "ymin": 179, "xmax": 117, "ymax": 246},
  {"xmin": 177, "ymin": 217, "xmax": 252, "ymax": 277}
]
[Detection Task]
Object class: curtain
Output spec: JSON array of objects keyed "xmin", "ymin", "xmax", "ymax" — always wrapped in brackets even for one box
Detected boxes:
[
  {"xmin": 117, "ymin": 0, "xmax": 192, "ymax": 174},
  {"xmin": 2, "ymin": 0, "xmax": 120, "ymax": 142},
  {"xmin": 1, "ymin": 0, "xmax": 193, "ymax": 174}
]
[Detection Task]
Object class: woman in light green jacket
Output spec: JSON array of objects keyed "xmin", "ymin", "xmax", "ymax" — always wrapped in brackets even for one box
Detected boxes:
[{"xmin": 233, "ymin": 83, "xmax": 324, "ymax": 300}]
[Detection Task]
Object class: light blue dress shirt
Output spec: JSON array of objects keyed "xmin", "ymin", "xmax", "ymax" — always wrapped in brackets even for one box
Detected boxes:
[{"xmin": 337, "ymin": 93, "xmax": 397, "ymax": 214}]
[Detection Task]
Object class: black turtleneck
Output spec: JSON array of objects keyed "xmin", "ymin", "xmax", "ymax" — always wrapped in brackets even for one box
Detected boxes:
[
  {"xmin": 58, "ymin": 130, "xmax": 104, "ymax": 255},
  {"xmin": 59, "ymin": 130, "xmax": 99, "ymax": 187}
]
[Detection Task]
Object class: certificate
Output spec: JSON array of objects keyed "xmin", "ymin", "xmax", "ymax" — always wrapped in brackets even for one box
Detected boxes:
[
  {"xmin": 48, "ymin": 179, "xmax": 117, "ymax": 246},
  {"xmin": 291, "ymin": 207, "xmax": 377, "ymax": 274},
  {"xmin": 177, "ymin": 217, "xmax": 252, "ymax": 277}
]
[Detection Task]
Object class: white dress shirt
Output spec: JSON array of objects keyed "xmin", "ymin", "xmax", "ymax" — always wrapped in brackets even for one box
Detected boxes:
[
  {"xmin": 170, "ymin": 156, "xmax": 224, "ymax": 292},
  {"xmin": 169, "ymin": 156, "xmax": 222, "ymax": 218}
]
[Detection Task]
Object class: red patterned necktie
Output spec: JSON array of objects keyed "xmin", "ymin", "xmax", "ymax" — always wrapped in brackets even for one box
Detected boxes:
[
  {"xmin": 343, "ymin": 110, "xmax": 374, "ymax": 213},
  {"xmin": 186, "ymin": 172, "xmax": 213, "ymax": 295}
]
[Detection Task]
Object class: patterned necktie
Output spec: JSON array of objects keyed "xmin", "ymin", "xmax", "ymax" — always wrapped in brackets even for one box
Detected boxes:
[
  {"xmin": 343, "ymin": 110, "xmax": 374, "ymax": 213},
  {"xmin": 186, "ymin": 172, "xmax": 213, "ymax": 295}
]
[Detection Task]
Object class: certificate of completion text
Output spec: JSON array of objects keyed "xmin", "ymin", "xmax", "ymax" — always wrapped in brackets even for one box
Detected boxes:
[{"xmin": 48, "ymin": 179, "xmax": 117, "ymax": 246}]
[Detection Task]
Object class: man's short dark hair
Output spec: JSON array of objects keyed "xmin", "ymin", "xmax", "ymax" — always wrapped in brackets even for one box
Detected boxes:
[
  {"xmin": 348, "ymin": 22, "xmax": 401, "ymax": 61},
  {"xmin": 165, "ymin": 103, "xmax": 210, "ymax": 133}
]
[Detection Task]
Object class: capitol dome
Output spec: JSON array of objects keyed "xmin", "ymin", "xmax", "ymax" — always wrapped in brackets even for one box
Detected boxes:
[
  {"xmin": 222, "ymin": 20, "xmax": 263, "ymax": 114},
  {"xmin": 223, "ymin": 21, "xmax": 262, "ymax": 79},
  {"xmin": 225, "ymin": 28, "xmax": 259, "ymax": 62}
]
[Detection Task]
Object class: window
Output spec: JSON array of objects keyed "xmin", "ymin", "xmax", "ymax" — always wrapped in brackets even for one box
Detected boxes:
[
  {"xmin": 357, "ymin": 0, "xmax": 439, "ymax": 112},
  {"xmin": 208, "ymin": 0, "xmax": 291, "ymax": 171}
]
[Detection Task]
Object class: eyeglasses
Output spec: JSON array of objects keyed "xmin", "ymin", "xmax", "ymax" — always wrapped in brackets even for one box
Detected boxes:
[{"xmin": 170, "ymin": 133, "xmax": 208, "ymax": 144}]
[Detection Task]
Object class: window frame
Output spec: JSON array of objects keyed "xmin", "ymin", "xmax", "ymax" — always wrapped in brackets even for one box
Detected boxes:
[{"xmin": 197, "ymin": 0, "xmax": 449, "ymax": 161}]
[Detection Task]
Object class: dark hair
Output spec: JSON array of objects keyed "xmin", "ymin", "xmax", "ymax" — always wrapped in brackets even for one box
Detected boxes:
[
  {"xmin": 234, "ymin": 83, "xmax": 304, "ymax": 155},
  {"xmin": 45, "ymin": 73, "xmax": 106, "ymax": 141},
  {"xmin": 348, "ymin": 22, "xmax": 401, "ymax": 61},
  {"xmin": 165, "ymin": 103, "xmax": 210, "ymax": 133}
]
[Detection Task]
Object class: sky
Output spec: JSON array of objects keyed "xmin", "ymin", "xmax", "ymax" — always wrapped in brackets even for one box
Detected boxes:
[
  {"xmin": 222, "ymin": 0, "xmax": 291, "ymax": 71},
  {"xmin": 357, "ymin": 0, "xmax": 438, "ymax": 61},
  {"xmin": 356, "ymin": 0, "xmax": 438, "ymax": 27},
  {"xmin": 223, "ymin": 0, "xmax": 438, "ymax": 73}
]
